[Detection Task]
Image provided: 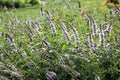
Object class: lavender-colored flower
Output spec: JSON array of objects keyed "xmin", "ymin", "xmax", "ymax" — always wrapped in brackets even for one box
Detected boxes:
[
  {"xmin": 86, "ymin": 14, "xmax": 98, "ymax": 36},
  {"xmin": 15, "ymin": 17, "xmax": 19, "ymax": 25},
  {"xmin": 45, "ymin": 71, "xmax": 57, "ymax": 80},
  {"xmin": 61, "ymin": 23, "xmax": 71, "ymax": 44},
  {"xmin": 49, "ymin": 22, "xmax": 57, "ymax": 34},
  {"xmin": 88, "ymin": 33, "xmax": 94, "ymax": 48},
  {"xmin": 99, "ymin": 30, "xmax": 105, "ymax": 46},
  {"xmin": 6, "ymin": 33, "xmax": 14, "ymax": 43},
  {"xmin": 2, "ymin": 70, "xmax": 22, "ymax": 79},
  {"xmin": 106, "ymin": 23, "xmax": 112, "ymax": 36},
  {"xmin": 32, "ymin": 22, "xmax": 41, "ymax": 35},
  {"xmin": 46, "ymin": 10, "xmax": 53, "ymax": 21},
  {"xmin": 42, "ymin": 40, "xmax": 51, "ymax": 48},
  {"xmin": 69, "ymin": 23, "xmax": 80, "ymax": 45}
]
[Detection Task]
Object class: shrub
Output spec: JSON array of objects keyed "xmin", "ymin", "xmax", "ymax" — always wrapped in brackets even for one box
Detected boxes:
[
  {"xmin": 0, "ymin": 0, "xmax": 41, "ymax": 8},
  {"xmin": 0, "ymin": 0, "xmax": 13, "ymax": 8},
  {"xmin": 29, "ymin": 0, "xmax": 42, "ymax": 5}
]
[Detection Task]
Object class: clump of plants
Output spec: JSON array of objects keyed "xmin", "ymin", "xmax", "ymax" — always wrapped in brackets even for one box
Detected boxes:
[
  {"xmin": 0, "ymin": 0, "xmax": 120, "ymax": 80},
  {"xmin": 0, "ymin": 0, "xmax": 42, "ymax": 8}
]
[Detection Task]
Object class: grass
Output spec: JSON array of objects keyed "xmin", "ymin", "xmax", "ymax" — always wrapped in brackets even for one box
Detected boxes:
[{"xmin": 0, "ymin": 0, "xmax": 120, "ymax": 80}]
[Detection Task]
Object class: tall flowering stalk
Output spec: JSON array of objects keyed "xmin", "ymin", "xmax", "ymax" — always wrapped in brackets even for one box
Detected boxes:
[
  {"xmin": 40, "ymin": 8, "xmax": 44, "ymax": 16},
  {"xmin": 6, "ymin": 33, "xmax": 14, "ymax": 43},
  {"xmin": 69, "ymin": 23, "xmax": 80, "ymax": 46},
  {"xmin": 25, "ymin": 20, "xmax": 34, "ymax": 41},
  {"xmin": 45, "ymin": 10, "xmax": 57, "ymax": 34},
  {"xmin": 106, "ymin": 23, "xmax": 112, "ymax": 36},
  {"xmin": 31, "ymin": 22, "xmax": 41, "ymax": 35},
  {"xmin": 88, "ymin": 33, "xmax": 94, "ymax": 48},
  {"xmin": 42, "ymin": 40, "xmax": 51, "ymax": 48},
  {"xmin": 45, "ymin": 71, "xmax": 56, "ymax": 80},
  {"xmin": 60, "ymin": 23, "xmax": 71, "ymax": 44},
  {"xmin": 15, "ymin": 17, "xmax": 19, "ymax": 25},
  {"xmin": 49, "ymin": 22, "xmax": 57, "ymax": 34},
  {"xmin": 25, "ymin": 20, "xmax": 34, "ymax": 35},
  {"xmin": 87, "ymin": 14, "xmax": 98, "ymax": 36},
  {"xmin": 9, "ymin": 18, "xmax": 14, "ymax": 26},
  {"xmin": 46, "ymin": 10, "xmax": 53, "ymax": 22},
  {"xmin": 60, "ymin": 64, "xmax": 80, "ymax": 78},
  {"xmin": 99, "ymin": 26, "xmax": 105, "ymax": 46},
  {"xmin": 86, "ymin": 14, "xmax": 93, "ymax": 26},
  {"xmin": 92, "ymin": 20, "xmax": 98, "ymax": 36}
]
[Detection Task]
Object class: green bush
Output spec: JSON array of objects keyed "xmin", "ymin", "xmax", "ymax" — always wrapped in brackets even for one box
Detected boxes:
[
  {"xmin": 16, "ymin": 0, "xmax": 26, "ymax": 8},
  {"xmin": 0, "ymin": 0, "xmax": 25, "ymax": 8},
  {"xmin": 0, "ymin": 0, "xmax": 12, "ymax": 8},
  {"xmin": 30, "ymin": 0, "xmax": 40, "ymax": 5},
  {"xmin": 0, "ymin": 0, "xmax": 41, "ymax": 8},
  {"xmin": 25, "ymin": 0, "xmax": 31, "ymax": 4}
]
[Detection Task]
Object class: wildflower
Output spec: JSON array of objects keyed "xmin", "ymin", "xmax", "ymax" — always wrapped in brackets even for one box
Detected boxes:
[
  {"xmin": 69, "ymin": 23, "xmax": 80, "ymax": 45},
  {"xmin": 46, "ymin": 10, "xmax": 53, "ymax": 21},
  {"xmin": 49, "ymin": 22, "xmax": 57, "ymax": 34},
  {"xmin": 78, "ymin": 1, "xmax": 87, "ymax": 15},
  {"xmin": 49, "ymin": 50, "xmax": 53, "ymax": 54},
  {"xmin": 42, "ymin": 40, "xmax": 51, "ymax": 48},
  {"xmin": 72, "ymin": 71, "xmax": 80, "ymax": 78},
  {"xmin": 61, "ymin": 23, "xmax": 71, "ymax": 44},
  {"xmin": 64, "ymin": 53, "xmax": 70, "ymax": 59},
  {"xmin": 20, "ymin": 51, "xmax": 27, "ymax": 57},
  {"xmin": 2, "ymin": 70, "xmax": 22, "ymax": 79},
  {"xmin": 99, "ymin": 29, "xmax": 105, "ymax": 46},
  {"xmin": 15, "ymin": 17, "xmax": 19, "ymax": 25},
  {"xmin": 32, "ymin": 22, "xmax": 41, "ymax": 35},
  {"xmin": 86, "ymin": 14, "xmax": 98, "ymax": 36},
  {"xmin": 80, "ymin": 9, "xmax": 87, "ymax": 14},
  {"xmin": 88, "ymin": 33, "xmax": 94, "ymax": 48},
  {"xmin": 92, "ymin": 20, "xmax": 98, "ymax": 36},
  {"xmin": 60, "ymin": 64, "xmax": 69, "ymax": 72},
  {"xmin": 117, "ymin": 14, "xmax": 120, "ymax": 20},
  {"xmin": 45, "ymin": 71, "xmax": 56, "ymax": 80},
  {"xmin": 105, "ymin": 42, "xmax": 110, "ymax": 48},
  {"xmin": 106, "ymin": 23, "xmax": 112, "ymax": 36},
  {"xmin": 6, "ymin": 33, "xmax": 14, "ymax": 43},
  {"xmin": 100, "ymin": 5, "xmax": 107, "ymax": 9},
  {"xmin": 100, "ymin": 0, "xmax": 120, "ymax": 9},
  {"xmin": 56, "ymin": 15, "xmax": 61, "ymax": 20}
]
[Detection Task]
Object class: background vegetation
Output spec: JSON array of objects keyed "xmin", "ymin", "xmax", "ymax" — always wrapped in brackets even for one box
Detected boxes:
[
  {"xmin": 0, "ymin": 0, "xmax": 120, "ymax": 80},
  {"xmin": 0, "ymin": 0, "xmax": 42, "ymax": 8}
]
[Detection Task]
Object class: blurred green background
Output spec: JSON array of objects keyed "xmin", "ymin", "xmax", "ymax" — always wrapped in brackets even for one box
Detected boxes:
[{"xmin": 0, "ymin": 0, "xmax": 44, "ymax": 8}]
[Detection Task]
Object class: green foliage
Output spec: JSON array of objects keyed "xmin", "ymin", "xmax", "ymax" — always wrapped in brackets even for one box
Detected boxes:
[
  {"xmin": 29, "ymin": 0, "xmax": 40, "ymax": 5},
  {"xmin": 0, "ymin": 0, "xmax": 41, "ymax": 8},
  {"xmin": 0, "ymin": 0, "xmax": 25, "ymax": 8},
  {"xmin": 0, "ymin": 0, "xmax": 120, "ymax": 80}
]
